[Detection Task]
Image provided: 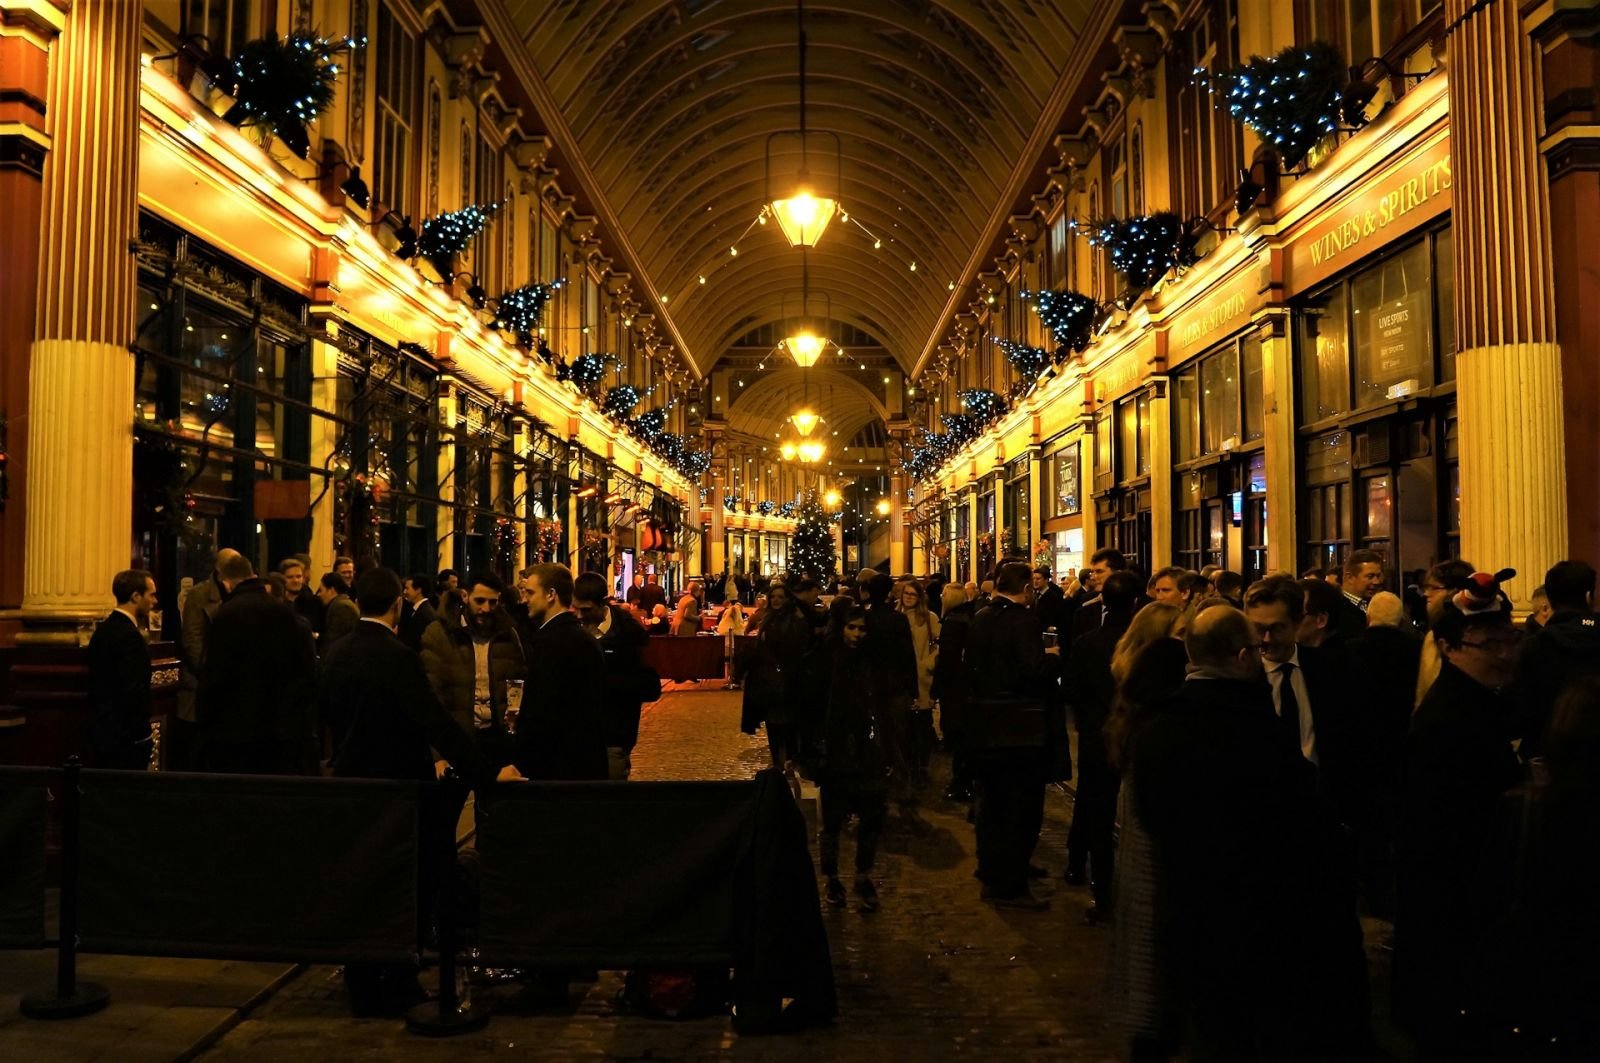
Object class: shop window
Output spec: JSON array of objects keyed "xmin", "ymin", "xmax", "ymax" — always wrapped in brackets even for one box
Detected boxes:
[
  {"xmin": 1299, "ymin": 284, "xmax": 1351, "ymax": 422},
  {"xmin": 1302, "ymin": 0, "xmax": 1442, "ymax": 66},
  {"xmin": 374, "ymin": 3, "xmax": 419, "ymax": 218},
  {"xmin": 1050, "ymin": 212, "xmax": 1070, "ymax": 289},
  {"xmin": 1243, "ymin": 451, "xmax": 1268, "ymax": 582},
  {"xmin": 1175, "ymin": 372, "xmax": 1200, "ymax": 462},
  {"xmin": 1093, "ymin": 410, "xmax": 1114, "ymax": 492},
  {"xmin": 1302, "ymin": 430, "xmax": 1353, "ymax": 573},
  {"xmin": 1353, "ymin": 239, "xmax": 1433, "ymax": 407},
  {"xmin": 1177, "ymin": 470, "xmax": 1203, "ymax": 572},
  {"xmin": 1242, "ymin": 336, "xmax": 1264, "ymax": 441},
  {"xmin": 1052, "ymin": 442, "xmax": 1081, "ymax": 517},
  {"xmin": 1436, "ymin": 227, "xmax": 1456, "ymax": 382},
  {"xmin": 1201, "ymin": 347, "xmax": 1240, "ymax": 452}
]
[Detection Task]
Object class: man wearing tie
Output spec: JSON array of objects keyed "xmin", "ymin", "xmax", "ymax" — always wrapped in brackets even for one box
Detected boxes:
[
  {"xmin": 1244, "ymin": 576, "xmax": 1352, "ymax": 813},
  {"xmin": 87, "ymin": 569, "xmax": 159, "ymax": 769}
]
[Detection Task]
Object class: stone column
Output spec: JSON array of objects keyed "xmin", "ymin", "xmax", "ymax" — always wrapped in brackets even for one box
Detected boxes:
[
  {"xmin": 889, "ymin": 472, "xmax": 908, "ymax": 575},
  {"xmin": 1257, "ymin": 313, "xmax": 1296, "ymax": 574},
  {"xmin": 0, "ymin": 0, "xmax": 64, "ymax": 612},
  {"xmin": 19, "ymin": 0, "xmax": 142, "ymax": 636},
  {"xmin": 708, "ymin": 475, "xmax": 726, "ymax": 578},
  {"xmin": 511, "ymin": 417, "xmax": 530, "ymax": 572},
  {"xmin": 1447, "ymin": 0, "xmax": 1568, "ymax": 606},
  {"xmin": 1028, "ymin": 447, "xmax": 1044, "ymax": 570},
  {"xmin": 435, "ymin": 380, "xmax": 458, "ymax": 572},
  {"xmin": 1146, "ymin": 386, "xmax": 1173, "ymax": 569},
  {"xmin": 966, "ymin": 486, "xmax": 979, "ymax": 583},
  {"xmin": 308, "ymin": 330, "xmax": 341, "ymax": 571}
]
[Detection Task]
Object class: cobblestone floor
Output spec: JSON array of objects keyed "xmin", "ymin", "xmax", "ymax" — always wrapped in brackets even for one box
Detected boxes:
[{"xmin": 199, "ymin": 682, "xmax": 1127, "ymax": 1061}]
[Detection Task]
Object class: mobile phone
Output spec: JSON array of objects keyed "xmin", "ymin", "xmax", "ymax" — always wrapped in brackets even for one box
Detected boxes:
[{"xmin": 1042, "ymin": 630, "xmax": 1058, "ymax": 648}]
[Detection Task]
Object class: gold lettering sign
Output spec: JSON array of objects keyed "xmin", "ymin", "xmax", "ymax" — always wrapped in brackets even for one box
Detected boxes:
[
  {"xmin": 1094, "ymin": 349, "xmax": 1139, "ymax": 402},
  {"xmin": 1288, "ymin": 132, "xmax": 1451, "ymax": 293},
  {"xmin": 1171, "ymin": 275, "xmax": 1258, "ymax": 357}
]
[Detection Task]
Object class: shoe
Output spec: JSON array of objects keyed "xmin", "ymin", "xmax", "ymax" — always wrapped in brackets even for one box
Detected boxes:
[
  {"xmin": 853, "ymin": 877, "xmax": 880, "ymax": 913},
  {"xmin": 825, "ymin": 877, "xmax": 846, "ymax": 907},
  {"xmin": 1062, "ymin": 868, "xmax": 1086, "ymax": 886},
  {"xmin": 988, "ymin": 892, "xmax": 1050, "ymax": 912},
  {"xmin": 1026, "ymin": 864, "xmax": 1048, "ymax": 879},
  {"xmin": 943, "ymin": 783, "xmax": 972, "ymax": 802}
]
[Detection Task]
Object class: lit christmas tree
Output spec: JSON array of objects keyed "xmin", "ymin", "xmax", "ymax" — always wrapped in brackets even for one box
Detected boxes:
[{"xmin": 790, "ymin": 488, "xmax": 836, "ymax": 579}]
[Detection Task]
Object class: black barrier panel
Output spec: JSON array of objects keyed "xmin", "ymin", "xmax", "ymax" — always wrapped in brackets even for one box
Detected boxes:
[
  {"xmin": 0, "ymin": 768, "xmax": 50, "ymax": 948},
  {"xmin": 477, "ymin": 781, "xmax": 755, "ymax": 967},
  {"xmin": 77, "ymin": 771, "xmax": 420, "ymax": 964}
]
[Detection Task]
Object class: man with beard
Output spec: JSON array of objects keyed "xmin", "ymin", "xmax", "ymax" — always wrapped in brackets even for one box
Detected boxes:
[
  {"xmin": 420, "ymin": 572, "xmax": 527, "ymax": 761},
  {"xmin": 571, "ymin": 571, "xmax": 651, "ymax": 780}
]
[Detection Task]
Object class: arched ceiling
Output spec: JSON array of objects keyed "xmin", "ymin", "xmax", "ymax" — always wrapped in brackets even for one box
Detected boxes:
[
  {"xmin": 503, "ymin": 0, "xmax": 1100, "ymax": 374},
  {"xmin": 726, "ymin": 366, "xmax": 887, "ymax": 450}
]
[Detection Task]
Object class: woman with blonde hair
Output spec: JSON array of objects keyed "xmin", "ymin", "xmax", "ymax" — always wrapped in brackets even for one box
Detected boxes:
[
  {"xmin": 1110, "ymin": 601, "xmax": 1185, "ymax": 692},
  {"xmin": 896, "ymin": 579, "xmax": 941, "ymax": 788}
]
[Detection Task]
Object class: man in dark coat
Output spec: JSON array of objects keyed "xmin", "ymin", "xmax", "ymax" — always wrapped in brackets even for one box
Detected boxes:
[
  {"xmin": 420, "ymin": 572, "xmax": 527, "ymax": 762},
  {"xmin": 1133, "ymin": 605, "xmax": 1370, "ymax": 1061},
  {"xmin": 513, "ymin": 563, "xmax": 609, "ymax": 781},
  {"xmin": 1397, "ymin": 575, "xmax": 1524, "ymax": 1056},
  {"xmin": 931, "ymin": 584, "xmax": 979, "ymax": 801},
  {"xmin": 1062, "ymin": 569, "xmax": 1138, "ymax": 915},
  {"xmin": 1068, "ymin": 548, "xmax": 1128, "ymax": 644},
  {"xmin": 398, "ymin": 572, "xmax": 437, "ymax": 652},
  {"xmin": 861, "ymin": 572, "xmax": 919, "ymax": 800},
  {"xmin": 965, "ymin": 562, "xmax": 1060, "ymax": 910},
  {"xmin": 1030, "ymin": 567, "xmax": 1072, "ymax": 636},
  {"xmin": 1510, "ymin": 559, "xmax": 1600, "ymax": 758},
  {"xmin": 281, "ymin": 556, "xmax": 323, "ymax": 634},
  {"xmin": 317, "ymin": 567, "xmax": 520, "ymax": 1016},
  {"xmin": 317, "ymin": 572, "xmax": 360, "ymax": 654},
  {"xmin": 637, "ymin": 574, "xmax": 668, "ymax": 615},
  {"xmin": 174, "ymin": 548, "xmax": 237, "ymax": 770},
  {"xmin": 572, "ymin": 571, "xmax": 652, "ymax": 780},
  {"xmin": 194, "ymin": 554, "xmax": 320, "ymax": 774},
  {"xmin": 86, "ymin": 569, "xmax": 158, "ymax": 769}
]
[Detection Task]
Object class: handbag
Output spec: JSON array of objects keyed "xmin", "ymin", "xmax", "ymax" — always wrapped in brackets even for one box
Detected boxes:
[{"xmin": 965, "ymin": 695, "xmax": 1048, "ymax": 751}]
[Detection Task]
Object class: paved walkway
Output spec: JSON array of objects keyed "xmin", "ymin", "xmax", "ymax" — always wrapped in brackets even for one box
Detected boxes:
[{"xmin": 198, "ymin": 683, "xmax": 1126, "ymax": 1061}]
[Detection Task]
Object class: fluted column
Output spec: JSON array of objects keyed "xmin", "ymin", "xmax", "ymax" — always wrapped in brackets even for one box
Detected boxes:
[
  {"xmin": 1147, "ymin": 387, "xmax": 1173, "ymax": 569},
  {"xmin": 1447, "ymin": 0, "xmax": 1567, "ymax": 605},
  {"xmin": 308, "ymin": 332, "xmax": 341, "ymax": 572},
  {"xmin": 436, "ymin": 381, "xmax": 458, "ymax": 572},
  {"xmin": 889, "ymin": 472, "xmax": 908, "ymax": 576},
  {"xmin": 20, "ymin": 0, "xmax": 141, "ymax": 634},
  {"xmin": 1258, "ymin": 313, "xmax": 1296, "ymax": 574}
]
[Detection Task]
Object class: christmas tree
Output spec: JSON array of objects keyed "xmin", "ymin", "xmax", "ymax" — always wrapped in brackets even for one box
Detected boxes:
[{"xmin": 790, "ymin": 488, "xmax": 836, "ymax": 580}]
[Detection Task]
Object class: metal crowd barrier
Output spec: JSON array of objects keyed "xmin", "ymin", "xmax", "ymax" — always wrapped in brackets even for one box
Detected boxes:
[{"xmin": 2, "ymin": 762, "xmax": 835, "ymax": 1036}]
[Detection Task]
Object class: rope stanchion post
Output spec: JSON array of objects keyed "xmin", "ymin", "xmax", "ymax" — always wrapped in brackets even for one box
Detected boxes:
[
  {"xmin": 406, "ymin": 775, "xmax": 488, "ymax": 1037},
  {"xmin": 20, "ymin": 758, "xmax": 110, "ymax": 1019}
]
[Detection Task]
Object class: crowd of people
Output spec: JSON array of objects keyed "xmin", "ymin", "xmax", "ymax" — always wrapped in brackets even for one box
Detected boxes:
[{"xmin": 82, "ymin": 544, "xmax": 1599, "ymax": 1055}]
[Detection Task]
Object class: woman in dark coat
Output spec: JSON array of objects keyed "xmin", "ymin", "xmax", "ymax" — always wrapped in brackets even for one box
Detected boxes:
[
  {"xmin": 739, "ymin": 582, "xmax": 816, "ymax": 769},
  {"xmin": 816, "ymin": 605, "xmax": 890, "ymax": 912},
  {"xmin": 931, "ymin": 585, "xmax": 978, "ymax": 801}
]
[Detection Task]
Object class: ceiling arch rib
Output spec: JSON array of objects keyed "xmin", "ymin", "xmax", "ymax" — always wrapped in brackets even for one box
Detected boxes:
[
  {"xmin": 725, "ymin": 365, "xmax": 891, "ymax": 450},
  {"xmin": 501, "ymin": 0, "xmax": 1097, "ymax": 382}
]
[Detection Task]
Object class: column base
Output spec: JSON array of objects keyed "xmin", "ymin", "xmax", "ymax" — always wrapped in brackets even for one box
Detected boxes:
[{"xmin": 1457, "ymin": 341, "xmax": 1568, "ymax": 608}]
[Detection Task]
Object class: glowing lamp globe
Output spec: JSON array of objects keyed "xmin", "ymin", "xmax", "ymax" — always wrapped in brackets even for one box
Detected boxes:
[
  {"xmin": 780, "ymin": 441, "xmax": 799, "ymax": 461},
  {"xmin": 799, "ymin": 440, "xmax": 826, "ymax": 463},
  {"xmin": 824, "ymin": 488, "xmax": 842, "ymax": 507},
  {"xmin": 770, "ymin": 188, "xmax": 836, "ymax": 248},
  {"xmin": 875, "ymin": 499, "xmax": 891, "ymax": 516},
  {"xmin": 789, "ymin": 407, "xmax": 821, "ymax": 437},
  {"xmin": 784, "ymin": 329, "xmax": 826, "ymax": 368}
]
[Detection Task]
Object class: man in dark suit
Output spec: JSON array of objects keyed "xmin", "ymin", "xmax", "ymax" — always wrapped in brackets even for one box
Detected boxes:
[
  {"xmin": 1330, "ymin": 548, "xmax": 1385, "ymax": 644},
  {"xmin": 861, "ymin": 572, "xmax": 920, "ymax": 800},
  {"xmin": 1244, "ymin": 575, "xmax": 1355, "ymax": 818},
  {"xmin": 398, "ymin": 572, "xmax": 437, "ymax": 651},
  {"xmin": 637, "ymin": 573, "xmax": 668, "ymax": 615},
  {"xmin": 317, "ymin": 567, "xmax": 520, "ymax": 1017},
  {"xmin": 1030, "ymin": 566, "xmax": 1072, "ymax": 635},
  {"xmin": 1069, "ymin": 548, "xmax": 1129, "ymax": 643},
  {"xmin": 194, "ymin": 554, "xmax": 319, "ymax": 774},
  {"xmin": 965, "ymin": 562, "xmax": 1061, "ymax": 910},
  {"xmin": 1133, "ymin": 605, "xmax": 1369, "ymax": 1061},
  {"xmin": 1061, "ymin": 569, "xmax": 1139, "ymax": 916},
  {"xmin": 87, "ymin": 569, "xmax": 159, "ymax": 769},
  {"xmin": 571, "ymin": 571, "xmax": 652, "ymax": 780},
  {"xmin": 513, "ymin": 564, "xmax": 609, "ymax": 781}
]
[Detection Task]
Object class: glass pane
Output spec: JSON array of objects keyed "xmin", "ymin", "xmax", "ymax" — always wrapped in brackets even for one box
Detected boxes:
[
  {"xmin": 1136, "ymin": 392, "xmax": 1152, "ymax": 477},
  {"xmin": 1201, "ymin": 348, "xmax": 1240, "ymax": 453},
  {"xmin": 1175, "ymin": 370, "xmax": 1199, "ymax": 462},
  {"xmin": 1299, "ymin": 285, "xmax": 1350, "ymax": 422},
  {"xmin": 1181, "ymin": 470, "xmax": 1201, "ymax": 510},
  {"xmin": 1094, "ymin": 413, "xmax": 1113, "ymax": 477},
  {"xmin": 1241, "ymin": 336, "xmax": 1264, "ymax": 441},
  {"xmin": 1365, "ymin": 475, "xmax": 1394, "ymax": 539},
  {"xmin": 1207, "ymin": 504, "xmax": 1225, "ymax": 563},
  {"xmin": 1303, "ymin": 430, "xmax": 1351, "ymax": 487},
  {"xmin": 1353, "ymin": 239, "xmax": 1433, "ymax": 407},
  {"xmin": 1436, "ymin": 227, "xmax": 1456, "ymax": 383},
  {"xmin": 1054, "ymin": 444, "xmax": 1080, "ymax": 515},
  {"xmin": 1119, "ymin": 399, "xmax": 1139, "ymax": 481}
]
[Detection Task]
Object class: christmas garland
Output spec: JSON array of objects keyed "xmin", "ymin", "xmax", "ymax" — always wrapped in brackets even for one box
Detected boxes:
[
  {"xmin": 489, "ymin": 282, "xmax": 558, "ymax": 344},
  {"xmin": 1091, "ymin": 212, "xmax": 1188, "ymax": 293},
  {"xmin": 416, "ymin": 203, "xmax": 499, "ymax": 272},
  {"xmin": 536, "ymin": 520, "xmax": 562, "ymax": 560},
  {"xmin": 757, "ymin": 500, "xmax": 776, "ymax": 515},
  {"xmin": 565, "ymin": 352, "xmax": 610, "ymax": 388},
  {"xmin": 216, "ymin": 31, "xmax": 363, "ymax": 158},
  {"xmin": 1030, "ymin": 287, "xmax": 1099, "ymax": 354},
  {"xmin": 994, "ymin": 338, "xmax": 1049, "ymax": 384},
  {"xmin": 602, "ymin": 384, "xmax": 643, "ymax": 419},
  {"xmin": 1207, "ymin": 42, "xmax": 1348, "ymax": 169},
  {"xmin": 629, "ymin": 404, "xmax": 671, "ymax": 441},
  {"xmin": 958, "ymin": 388, "xmax": 1007, "ymax": 424}
]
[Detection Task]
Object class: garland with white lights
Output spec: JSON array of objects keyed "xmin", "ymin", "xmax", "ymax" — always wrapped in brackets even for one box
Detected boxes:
[
  {"xmin": 994, "ymin": 338, "xmax": 1049, "ymax": 384},
  {"xmin": 603, "ymin": 385, "xmax": 644, "ymax": 419},
  {"xmin": 416, "ymin": 203, "xmax": 499, "ymax": 272},
  {"xmin": 628, "ymin": 404, "xmax": 671, "ymax": 441},
  {"xmin": 957, "ymin": 388, "xmax": 1007, "ymax": 424},
  {"xmin": 1091, "ymin": 212, "xmax": 1189, "ymax": 294},
  {"xmin": 900, "ymin": 391, "xmax": 1010, "ymax": 482},
  {"xmin": 489, "ymin": 282, "xmax": 559, "ymax": 344},
  {"xmin": 1207, "ymin": 42, "xmax": 1348, "ymax": 170},
  {"xmin": 1029, "ymin": 287, "xmax": 1099, "ymax": 354},
  {"xmin": 564, "ymin": 352, "xmax": 611, "ymax": 389},
  {"xmin": 757, "ymin": 500, "xmax": 776, "ymax": 516},
  {"xmin": 216, "ymin": 31, "xmax": 363, "ymax": 158}
]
